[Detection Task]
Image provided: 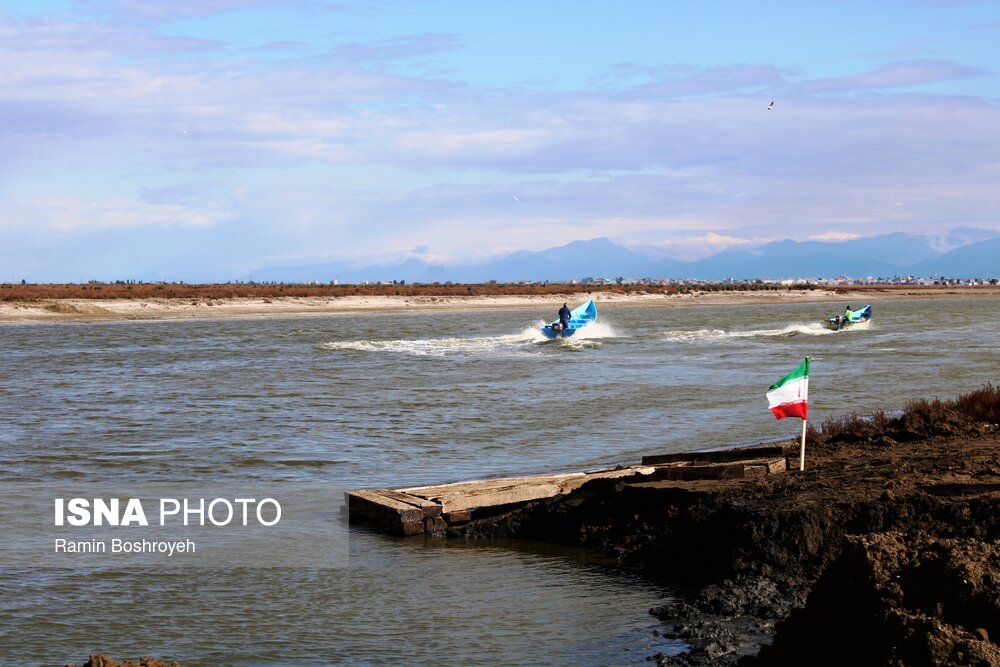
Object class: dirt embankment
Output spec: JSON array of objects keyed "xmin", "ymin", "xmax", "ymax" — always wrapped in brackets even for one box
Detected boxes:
[{"xmin": 460, "ymin": 387, "xmax": 1000, "ymax": 666}]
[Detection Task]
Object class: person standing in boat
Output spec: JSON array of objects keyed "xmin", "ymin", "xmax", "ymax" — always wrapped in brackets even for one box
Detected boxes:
[{"xmin": 558, "ymin": 303, "xmax": 571, "ymax": 334}]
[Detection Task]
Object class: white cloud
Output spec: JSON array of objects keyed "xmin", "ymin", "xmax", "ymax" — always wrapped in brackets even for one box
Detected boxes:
[
  {"xmin": 635, "ymin": 232, "xmax": 756, "ymax": 262},
  {"xmin": 809, "ymin": 232, "xmax": 863, "ymax": 241},
  {"xmin": 1, "ymin": 194, "xmax": 232, "ymax": 232}
]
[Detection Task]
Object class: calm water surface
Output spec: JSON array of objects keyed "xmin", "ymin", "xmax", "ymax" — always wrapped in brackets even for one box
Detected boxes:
[{"xmin": 1, "ymin": 296, "xmax": 997, "ymax": 666}]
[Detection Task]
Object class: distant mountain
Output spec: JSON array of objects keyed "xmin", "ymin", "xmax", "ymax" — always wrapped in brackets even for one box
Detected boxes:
[
  {"xmin": 250, "ymin": 238, "xmax": 678, "ymax": 283},
  {"xmin": 468, "ymin": 237, "xmax": 669, "ymax": 282},
  {"xmin": 681, "ymin": 250, "xmax": 902, "ymax": 281},
  {"xmin": 679, "ymin": 232, "xmax": 941, "ymax": 280},
  {"xmin": 911, "ymin": 237, "xmax": 1000, "ymax": 278},
  {"xmin": 930, "ymin": 226, "xmax": 1000, "ymax": 252},
  {"xmin": 248, "ymin": 228, "xmax": 1000, "ymax": 283}
]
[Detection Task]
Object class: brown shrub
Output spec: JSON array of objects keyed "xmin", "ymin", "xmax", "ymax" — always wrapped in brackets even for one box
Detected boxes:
[
  {"xmin": 1, "ymin": 282, "xmax": 692, "ymax": 301},
  {"xmin": 809, "ymin": 384, "xmax": 1000, "ymax": 447}
]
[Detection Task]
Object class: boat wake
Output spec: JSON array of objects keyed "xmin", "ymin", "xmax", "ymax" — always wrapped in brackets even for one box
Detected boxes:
[
  {"xmin": 532, "ymin": 320, "xmax": 617, "ymax": 348},
  {"xmin": 321, "ymin": 321, "xmax": 618, "ymax": 356},
  {"xmin": 321, "ymin": 332, "xmax": 538, "ymax": 357},
  {"xmin": 658, "ymin": 322, "xmax": 840, "ymax": 342}
]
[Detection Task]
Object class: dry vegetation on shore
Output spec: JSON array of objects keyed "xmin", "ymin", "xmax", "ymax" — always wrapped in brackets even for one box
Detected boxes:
[
  {"xmin": 0, "ymin": 281, "xmax": 815, "ymax": 301},
  {"xmin": 808, "ymin": 383, "xmax": 1000, "ymax": 446}
]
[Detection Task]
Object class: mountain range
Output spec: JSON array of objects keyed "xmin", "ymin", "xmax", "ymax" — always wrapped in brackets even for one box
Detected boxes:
[{"xmin": 249, "ymin": 227, "xmax": 1000, "ymax": 283}]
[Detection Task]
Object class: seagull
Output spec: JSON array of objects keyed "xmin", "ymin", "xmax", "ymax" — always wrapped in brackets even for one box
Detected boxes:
[
  {"xmin": 512, "ymin": 195, "xmax": 520, "ymax": 202},
  {"xmin": 767, "ymin": 101, "xmax": 774, "ymax": 111}
]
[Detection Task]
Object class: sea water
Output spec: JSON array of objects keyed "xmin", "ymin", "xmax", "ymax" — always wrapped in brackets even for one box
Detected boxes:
[{"xmin": 1, "ymin": 296, "xmax": 997, "ymax": 665}]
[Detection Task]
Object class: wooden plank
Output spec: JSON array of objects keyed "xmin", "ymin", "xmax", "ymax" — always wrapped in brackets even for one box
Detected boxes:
[
  {"xmin": 651, "ymin": 461, "xmax": 748, "ymax": 481},
  {"xmin": 399, "ymin": 520, "xmax": 426, "ymax": 536},
  {"xmin": 347, "ymin": 489, "xmax": 424, "ymax": 524},
  {"xmin": 399, "ymin": 467, "xmax": 658, "ymax": 513},
  {"xmin": 427, "ymin": 482, "xmax": 565, "ymax": 512},
  {"xmin": 400, "ymin": 472, "xmax": 587, "ymax": 498},
  {"xmin": 424, "ymin": 516, "xmax": 447, "ymax": 534},
  {"xmin": 642, "ymin": 445, "xmax": 789, "ymax": 466},
  {"xmin": 766, "ymin": 458, "xmax": 787, "ymax": 474},
  {"xmin": 442, "ymin": 510, "xmax": 472, "ymax": 525},
  {"xmin": 375, "ymin": 489, "xmax": 443, "ymax": 518}
]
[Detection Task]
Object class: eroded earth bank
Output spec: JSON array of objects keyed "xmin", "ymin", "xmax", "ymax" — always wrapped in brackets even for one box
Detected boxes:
[{"xmin": 459, "ymin": 387, "xmax": 1000, "ymax": 666}]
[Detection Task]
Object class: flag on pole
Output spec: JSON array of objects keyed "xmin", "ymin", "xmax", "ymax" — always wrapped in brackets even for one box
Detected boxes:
[{"xmin": 766, "ymin": 357, "xmax": 810, "ymax": 420}]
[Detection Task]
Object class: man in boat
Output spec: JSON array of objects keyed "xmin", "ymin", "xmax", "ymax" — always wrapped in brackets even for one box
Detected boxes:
[
  {"xmin": 844, "ymin": 305, "xmax": 854, "ymax": 322},
  {"xmin": 558, "ymin": 303, "xmax": 572, "ymax": 335}
]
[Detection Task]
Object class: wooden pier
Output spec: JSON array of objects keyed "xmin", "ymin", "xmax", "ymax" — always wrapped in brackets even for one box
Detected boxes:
[{"xmin": 347, "ymin": 444, "xmax": 794, "ymax": 535}]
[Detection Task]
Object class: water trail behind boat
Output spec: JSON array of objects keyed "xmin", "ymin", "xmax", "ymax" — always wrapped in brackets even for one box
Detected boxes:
[
  {"xmin": 658, "ymin": 322, "xmax": 844, "ymax": 342},
  {"xmin": 321, "ymin": 319, "xmax": 619, "ymax": 356},
  {"xmin": 321, "ymin": 331, "xmax": 540, "ymax": 356}
]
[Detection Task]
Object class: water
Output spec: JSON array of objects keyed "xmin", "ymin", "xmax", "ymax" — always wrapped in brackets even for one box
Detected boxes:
[{"xmin": 1, "ymin": 297, "xmax": 997, "ymax": 666}]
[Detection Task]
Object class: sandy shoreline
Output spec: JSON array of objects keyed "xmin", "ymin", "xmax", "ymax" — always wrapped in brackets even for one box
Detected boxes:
[{"xmin": 2, "ymin": 286, "xmax": 998, "ymax": 325}]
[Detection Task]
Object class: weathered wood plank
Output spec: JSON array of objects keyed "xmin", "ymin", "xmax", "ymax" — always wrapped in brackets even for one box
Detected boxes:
[
  {"xmin": 347, "ymin": 455, "xmax": 787, "ymax": 535},
  {"xmin": 401, "ymin": 472, "xmax": 587, "ymax": 498},
  {"xmin": 651, "ymin": 461, "xmax": 748, "ymax": 481},
  {"xmin": 424, "ymin": 516, "xmax": 447, "ymax": 534},
  {"xmin": 375, "ymin": 489, "xmax": 443, "ymax": 518},
  {"xmin": 425, "ymin": 482, "xmax": 565, "ymax": 512},
  {"xmin": 442, "ymin": 510, "xmax": 472, "ymax": 525},
  {"xmin": 642, "ymin": 445, "xmax": 789, "ymax": 466},
  {"xmin": 399, "ymin": 467, "xmax": 658, "ymax": 513},
  {"xmin": 399, "ymin": 520, "xmax": 426, "ymax": 536},
  {"xmin": 765, "ymin": 458, "xmax": 787, "ymax": 474},
  {"xmin": 347, "ymin": 489, "xmax": 424, "ymax": 524}
]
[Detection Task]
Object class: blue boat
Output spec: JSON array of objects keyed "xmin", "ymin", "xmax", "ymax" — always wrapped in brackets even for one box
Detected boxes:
[
  {"xmin": 825, "ymin": 304, "xmax": 872, "ymax": 331},
  {"xmin": 541, "ymin": 300, "xmax": 598, "ymax": 339}
]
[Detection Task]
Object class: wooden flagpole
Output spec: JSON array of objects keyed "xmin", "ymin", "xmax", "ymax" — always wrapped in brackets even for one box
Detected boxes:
[{"xmin": 800, "ymin": 418, "xmax": 807, "ymax": 471}]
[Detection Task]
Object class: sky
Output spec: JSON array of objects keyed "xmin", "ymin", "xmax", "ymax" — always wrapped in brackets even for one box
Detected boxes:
[{"xmin": 1, "ymin": 0, "xmax": 999, "ymax": 281}]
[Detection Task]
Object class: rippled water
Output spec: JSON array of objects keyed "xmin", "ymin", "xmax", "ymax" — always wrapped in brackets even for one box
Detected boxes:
[{"xmin": 1, "ymin": 297, "xmax": 997, "ymax": 666}]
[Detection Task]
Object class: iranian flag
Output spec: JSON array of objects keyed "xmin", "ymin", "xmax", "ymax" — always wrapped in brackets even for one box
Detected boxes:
[{"xmin": 766, "ymin": 358, "xmax": 809, "ymax": 420}]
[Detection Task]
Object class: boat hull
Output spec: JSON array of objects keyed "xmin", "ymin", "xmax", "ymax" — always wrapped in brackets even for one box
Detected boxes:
[
  {"xmin": 541, "ymin": 325, "xmax": 581, "ymax": 339},
  {"xmin": 823, "ymin": 318, "xmax": 870, "ymax": 331}
]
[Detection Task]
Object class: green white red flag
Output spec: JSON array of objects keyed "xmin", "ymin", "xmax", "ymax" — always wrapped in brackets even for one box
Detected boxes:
[{"xmin": 766, "ymin": 358, "xmax": 809, "ymax": 420}]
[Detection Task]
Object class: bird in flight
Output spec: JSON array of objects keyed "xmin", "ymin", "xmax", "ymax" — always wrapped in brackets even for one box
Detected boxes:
[
  {"xmin": 512, "ymin": 195, "xmax": 520, "ymax": 202},
  {"xmin": 767, "ymin": 101, "xmax": 774, "ymax": 111}
]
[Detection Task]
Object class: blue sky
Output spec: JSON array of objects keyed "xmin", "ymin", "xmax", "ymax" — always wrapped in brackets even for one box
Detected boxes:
[{"xmin": 1, "ymin": 0, "xmax": 998, "ymax": 281}]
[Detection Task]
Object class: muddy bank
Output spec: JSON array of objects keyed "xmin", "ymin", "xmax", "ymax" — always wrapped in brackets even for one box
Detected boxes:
[{"xmin": 458, "ymin": 389, "xmax": 1000, "ymax": 665}]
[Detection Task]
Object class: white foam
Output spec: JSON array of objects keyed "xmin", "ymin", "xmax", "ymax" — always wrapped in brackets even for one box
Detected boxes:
[
  {"xmin": 659, "ymin": 322, "xmax": 837, "ymax": 342},
  {"xmin": 322, "ymin": 320, "xmax": 617, "ymax": 356},
  {"xmin": 321, "ymin": 331, "xmax": 539, "ymax": 357}
]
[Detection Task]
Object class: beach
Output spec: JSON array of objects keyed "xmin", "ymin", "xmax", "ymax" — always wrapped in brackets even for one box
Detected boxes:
[{"xmin": 2, "ymin": 284, "xmax": 999, "ymax": 325}]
